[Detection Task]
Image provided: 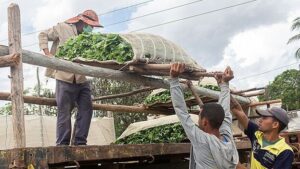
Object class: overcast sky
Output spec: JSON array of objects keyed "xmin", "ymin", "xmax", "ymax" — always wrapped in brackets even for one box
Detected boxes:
[{"xmin": 0, "ymin": 0, "xmax": 299, "ymax": 107}]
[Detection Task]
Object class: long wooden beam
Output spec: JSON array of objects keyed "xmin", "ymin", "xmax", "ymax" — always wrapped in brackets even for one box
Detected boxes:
[
  {"xmin": 249, "ymin": 99, "xmax": 282, "ymax": 107},
  {"xmin": 0, "ymin": 92, "xmax": 172, "ymax": 115},
  {"xmin": 231, "ymin": 87, "xmax": 265, "ymax": 94},
  {"xmin": 93, "ymin": 87, "xmax": 156, "ymax": 101},
  {"xmin": 242, "ymin": 90, "xmax": 265, "ymax": 97},
  {"xmin": 128, "ymin": 64, "xmax": 221, "ymax": 79},
  {"xmin": 0, "ymin": 142, "xmax": 252, "ymax": 168},
  {"xmin": 0, "ymin": 45, "xmax": 251, "ymax": 105}
]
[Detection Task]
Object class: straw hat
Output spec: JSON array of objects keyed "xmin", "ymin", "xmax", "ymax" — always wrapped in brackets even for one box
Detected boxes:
[{"xmin": 65, "ymin": 10, "xmax": 103, "ymax": 27}]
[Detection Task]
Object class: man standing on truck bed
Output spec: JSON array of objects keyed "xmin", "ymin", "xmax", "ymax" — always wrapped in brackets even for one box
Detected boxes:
[
  {"xmin": 38, "ymin": 10, "xmax": 103, "ymax": 145},
  {"xmin": 169, "ymin": 63, "xmax": 238, "ymax": 169}
]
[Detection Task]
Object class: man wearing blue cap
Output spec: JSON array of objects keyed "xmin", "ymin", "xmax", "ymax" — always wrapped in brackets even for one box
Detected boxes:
[{"xmin": 230, "ymin": 97, "xmax": 294, "ymax": 169}]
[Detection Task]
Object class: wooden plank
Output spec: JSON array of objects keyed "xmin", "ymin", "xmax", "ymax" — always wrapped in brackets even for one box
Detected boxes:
[
  {"xmin": 8, "ymin": 3, "xmax": 25, "ymax": 149},
  {"xmin": 128, "ymin": 64, "xmax": 218, "ymax": 80},
  {"xmin": 146, "ymin": 96, "xmax": 217, "ymax": 109},
  {"xmin": 0, "ymin": 142, "xmax": 253, "ymax": 168},
  {"xmin": 231, "ymin": 87, "xmax": 265, "ymax": 94},
  {"xmin": 241, "ymin": 90, "xmax": 265, "ymax": 97},
  {"xmin": 0, "ymin": 91, "xmax": 56, "ymax": 106},
  {"xmin": 0, "ymin": 45, "xmax": 252, "ymax": 105},
  {"xmin": 235, "ymin": 140, "xmax": 252, "ymax": 150},
  {"xmin": 130, "ymin": 64, "xmax": 212, "ymax": 73},
  {"xmin": 249, "ymin": 99, "xmax": 281, "ymax": 107},
  {"xmin": 0, "ymin": 144, "xmax": 191, "ymax": 168},
  {"xmin": 73, "ymin": 59, "xmax": 207, "ymax": 80},
  {"xmin": 0, "ymin": 53, "xmax": 20, "ymax": 67},
  {"xmin": 0, "ymin": 92, "xmax": 172, "ymax": 115},
  {"xmin": 0, "ymin": 149, "xmax": 11, "ymax": 169},
  {"xmin": 93, "ymin": 87, "xmax": 156, "ymax": 101}
]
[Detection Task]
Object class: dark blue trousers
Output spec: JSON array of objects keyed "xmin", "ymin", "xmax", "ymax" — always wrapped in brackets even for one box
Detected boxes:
[{"xmin": 55, "ymin": 80, "xmax": 93, "ymax": 145}]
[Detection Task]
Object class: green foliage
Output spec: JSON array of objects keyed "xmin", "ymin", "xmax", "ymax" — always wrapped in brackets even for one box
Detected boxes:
[
  {"xmin": 0, "ymin": 77, "xmax": 150, "ymax": 137},
  {"xmin": 25, "ymin": 86, "xmax": 57, "ymax": 116},
  {"xmin": 90, "ymin": 78, "xmax": 151, "ymax": 137},
  {"xmin": 200, "ymin": 84, "xmax": 220, "ymax": 91},
  {"xmin": 0, "ymin": 103, "xmax": 12, "ymax": 115},
  {"xmin": 144, "ymin": 84, "xmax": 220, "ymax": 105},
  {"xmin": 258, "ymin": 69, "xmax": 300, "ymax": 110},
  {"xmin": 115, "ymin": 84, "xmax": 221, "ymax": 144},
  {"xmin": 288, "ymin": 17, "xmax": 300, "ymax": 59},
  {"xmin": 0, "ymin": 85, "xmax": 57, "ymax": 116},
  {"xmin": 56, "ymin": 32, "xmax": 134, "ymax": 63},
  {"xmin": 115, "ymin": 123, "xmax": 187, "ymax": 144},
  {"xmin": 144, "ymin": 90, "xmax": 192, "ymax": 105}
]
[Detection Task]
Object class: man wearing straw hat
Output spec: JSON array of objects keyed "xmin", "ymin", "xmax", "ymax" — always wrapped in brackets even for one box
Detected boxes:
[{"xmin": 38, "ymin": 10, "xmax": 103, "ymax": 146}]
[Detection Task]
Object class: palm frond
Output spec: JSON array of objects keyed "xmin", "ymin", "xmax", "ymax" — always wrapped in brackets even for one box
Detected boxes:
[
  {"xmin": 291, "ymin": 17, "xmax": 300, "ymax": 31},
  {"xmin": 295, "ymin": 48, "xmax": 300, "ymax": 59},
  {"xmin": 293, "ymin": 17, "xmax": 300, "ymax": 22},
  {"xmin": 287, "ymin": 34, "xmax": 300, "ymax": 44}
]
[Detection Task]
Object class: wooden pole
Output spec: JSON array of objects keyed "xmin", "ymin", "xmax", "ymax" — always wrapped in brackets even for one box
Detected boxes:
[
  {"xmin": 36, "ymin": 67, "xmax": 45, "ymax": 147},
  {"xmin": 130, "ymin": 63, "xmax": 206, "ymax": 72},
  {"xmin": 242, "ymin": 90, "xmax": 265, "ymax": 97},
  {"xmin": 249, "ymin": 99, "xmax": 282, "ymax": 107},
  {"xmin": 8, "ymin": 3, "xmax": 25, "ymax": 148},
  {"xmin": 129, "ymin": 64, "xmax": 221, "ymax": 79},
  {"xmin": 93, "ymin": 87, "xmax": 156, "ymax": 101},
  {"xmin": 0, "ymin": 53, "xmax": 20, "ymax": 67},
  {"xmin": 0, "ymin": 92, "xmax": 171, "ymax": 115},
  {"xmin": 0, "ymin": 45, "xmax": 251, "ymax": 105},
  {"xmin": 231, "ymin": 87, "xmax": 266, "ymax": 94}
]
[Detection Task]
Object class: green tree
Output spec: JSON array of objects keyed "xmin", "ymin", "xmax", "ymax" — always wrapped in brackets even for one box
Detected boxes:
[
  {"xmin": 288, "ymin": 17, "xmax": 300, "ymax": 59},
  {"xmin": 0, "ymin": 85, "xmax": 56, "ymax": 116},
  {"xmin": 0, "ymin": 103, "xmax": 12, "ymax": 115},
  {"xmin": 259, "ymin": 69, "xmax": 300, "ymax": 110},
  {"xmin": 26, "ymin": 85, "xmax": 57, "ymax": 116},
  {"xmin": 0, "ymin": 77, "xmax": 151, "ymax": 138},
  {"xmin": 90, "ymin": 78, "xmax": 151, "ymax": 137}
]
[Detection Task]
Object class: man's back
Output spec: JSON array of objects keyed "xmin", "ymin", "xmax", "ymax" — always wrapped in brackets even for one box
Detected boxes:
[
  {"xmin": 189, "ymin": 132, "xmax": 237, "ymax": 169},
  {"xmin": 169, "ymin": 78, "xmax": 238, "ymax": 169}
]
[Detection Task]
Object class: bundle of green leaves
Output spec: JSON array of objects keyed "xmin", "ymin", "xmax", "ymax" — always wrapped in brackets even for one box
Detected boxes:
[
  {"xmin": 144, "ymin": 84, "xmax": 220, "ymax": 105},
  {"xmin": 144, "ymin": 90, "xmax": 192, "ymax": 105},
  {"xmin": 56, "ymin": 32, "xmax": 134, "ymax": 63},
  {"xmin": 201, "ymin": 84, "xmax": 220, "ymax": 91},
  {"xmin": 115, "ymin": 123, "xmax": 187, "ymax": 144}
]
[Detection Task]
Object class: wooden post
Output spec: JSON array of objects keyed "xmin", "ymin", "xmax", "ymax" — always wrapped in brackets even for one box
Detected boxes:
[
  {"xmin": 8, "ymin": 3, "xmax": 26, "ymax": 148},
  {"xmin": 0, "ymin": 92, "xmax": 172, "ymax": 115},
  {"xmin": 36, "ymin": 67, "xmax": 45, "ymax": 147}
]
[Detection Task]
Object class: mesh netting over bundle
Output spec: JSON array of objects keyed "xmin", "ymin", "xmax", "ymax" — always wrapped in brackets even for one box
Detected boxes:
[{"xmin": 56, "ymin": 32, "xmax": 206, "ymax": 80}]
